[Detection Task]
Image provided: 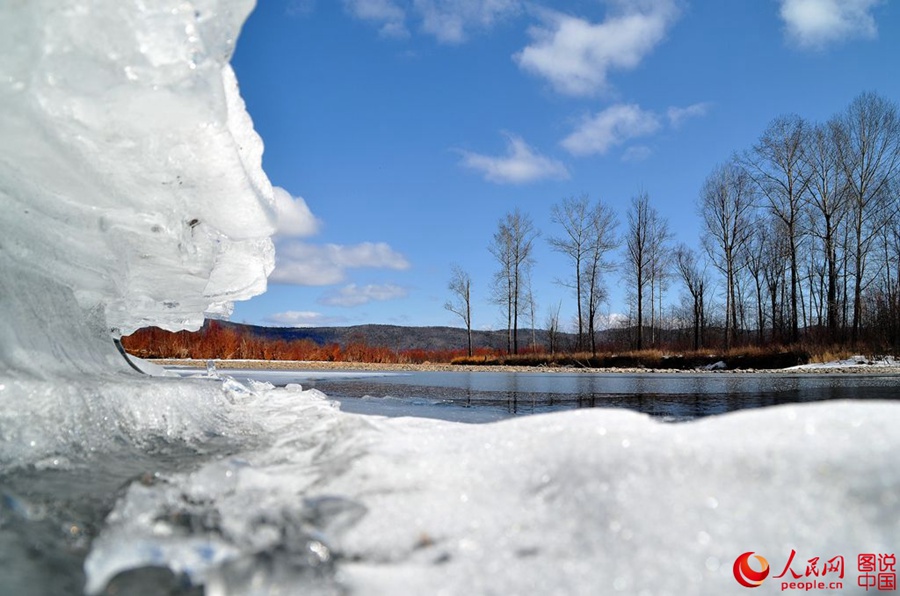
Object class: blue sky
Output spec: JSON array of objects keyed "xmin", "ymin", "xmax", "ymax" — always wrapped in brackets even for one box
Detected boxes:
[{"xmin": 229, "ymin": 0, "xmax": 900, "ymax": 331}]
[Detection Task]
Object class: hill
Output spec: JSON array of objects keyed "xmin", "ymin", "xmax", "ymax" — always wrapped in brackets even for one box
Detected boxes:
[{"xmin": 215, "ymin": 321, "xmax": 572, "ymax": 353}]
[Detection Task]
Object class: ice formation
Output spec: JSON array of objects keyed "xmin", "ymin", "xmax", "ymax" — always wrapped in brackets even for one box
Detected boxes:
[
  {"xmin": 0, "ymin": 0, "xmax": 275, "ymax": 378},
  {"xmin": 1, "ymin": 2, "xmax": 898, "ymax": 595}
]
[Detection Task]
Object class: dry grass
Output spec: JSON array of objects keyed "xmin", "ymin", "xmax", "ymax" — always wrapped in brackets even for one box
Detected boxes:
[
  {"xmin": 805, "ymin": 345, "xmax": 864, "ymax": 364},
  {"xmin": 451, "ymin": 345, "xmax": 811, "ymax": 370}
]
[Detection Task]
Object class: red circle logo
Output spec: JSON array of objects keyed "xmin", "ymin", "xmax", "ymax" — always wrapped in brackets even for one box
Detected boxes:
[{"xmin": 733, "ymin": 551, "xmax": 770, "ymax": 588}]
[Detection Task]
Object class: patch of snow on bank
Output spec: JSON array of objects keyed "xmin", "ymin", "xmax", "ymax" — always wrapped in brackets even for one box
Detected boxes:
[{"xmin": 788, "ymin": 355, "xmax": 900, "ymax": 370}]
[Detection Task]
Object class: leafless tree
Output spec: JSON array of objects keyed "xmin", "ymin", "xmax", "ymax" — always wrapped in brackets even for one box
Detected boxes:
[
  {"xmin": 742, "ymin": 115, "xmax": 810, "ymax": 343},
  {"xmin": 700, "ymin": 162, "xmax": 756, "ymax": 350},
  {"xmin": 549, "ymin": 194, "xmax": 618, "ymax": 352},
  {"xmin": 583, "ymin": 201, "xmax": 619, "ymax": 354},
  {"xmin": 761, "ymin": 217, "xmax": 790, "ymax": 342},
  {"xmin": 802, "ymin": 120, "xmax": 850, "ymax": 340},
  {"xmin": 647, "ymin": 208, "xmax": 673, "ymax": 346},
  {"xmin": 545, "ymin": 302, "xmax": 563, "ymax": 355},
  {"xmin": 742, "ymin": 218, "xmax": 769, "ymax": 343},
  {"xmin": 489, "ymin": 209, "xmax": 538, "ymax": 354},
  {"xmin": 674, "ymin": 244, "xmax": 707, "ymax": 350},
  {"xmin": 832, "ymin": 92, "xmax": 900, "ymax": 343},
  {"xmin": 444, "ymin": 264, "xmax": 473, "ymax": 356},
  {"xmin": 624, "ymin": 192, "xmax": 669, "ymax": 350}
]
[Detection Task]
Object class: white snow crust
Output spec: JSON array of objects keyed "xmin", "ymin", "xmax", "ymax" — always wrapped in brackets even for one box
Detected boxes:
[
  {"xmin": 83, "ymin": 382, "xmax": 900, "ymax": 595},
  {"xmin": 1, "ymin": 2, "xmax": 898, "ymax": 596}
]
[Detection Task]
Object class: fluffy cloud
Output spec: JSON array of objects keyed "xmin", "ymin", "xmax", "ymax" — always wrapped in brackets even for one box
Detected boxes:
[
  {"xmin": 414, "ymin": 0, "xmax": 521, "ymax": 43},
  {"xmin": 666, "ymin": 102, "xmax": 712, "ymax": 128},
  {"xmin": 344, "ymin": 0, "xmax": 520, "ymax": 43},
  {"xmin": 514, "ymin": 2, "xmax": 680, "ymax": 96},
  {"xmin": 343, "ymin": 0, "xmax": 409, "ymax": 38},
  {"xmin": 319, "ymin": 283, "xmax": 409, "ymax": 307},
  {"xmin": 272, "ymin": 186, "xmax": 320, "ymax": 237},
  {"xmin": 286, "ymin": 0, "xmax": 317, "ymax": 17},
  {"xmin": 265, "ymin": 310, "xmax": 348, "ymax": 327},
  {"xmin": 779, "ymin": 0, "xmax": 882, "ymax": 48},
  {"xmin": 459, "ymin": 133, "xmax": 569, "ymax": 184},
  {"xmin": 561, "ymin": 101, "xmax": 711, "ymax": 157},
  {"xmin": 561, "ymin": 104, "xmax": 661, "ymax": 156},
  {"xmin": 271, "ymin": 241, "xmax": 410, "ymax": 286}
]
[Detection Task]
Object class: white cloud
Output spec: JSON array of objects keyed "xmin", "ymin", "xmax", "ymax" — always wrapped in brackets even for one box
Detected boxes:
[
  {"xmin": 319, "ymin": 283, "xmax": 409, "ymax": 307},
  {"xmin": 561, "ymin": 104, "xmax": 661, "ymax": 156},
  {"xmin": 514, "ymin": 2, "xmax": 680, "ymax": 96},
  {"xmin": 272, "ymin": 186, "xmax": 320, "ymax": 237},
  {"xmin": 779, "ymin": 0, "xmax": 882, "ymax": 48},
  {"xmin": 345, "ymin": 0, "xmax": 520, "ymax": 43},
  {"xmin": 666, "ymin": 102, "xmax": 712, "ymax": 128},
  {"xmin": 286, "ymin": 0, "xmax": 317, "ymax": 17},
  {"xmin": 414, "ymin": 0, "xmax": 521, "ymax": 43},
  {"xmin": 271, "ymin": 241, "xmax": 410, "ymax": 286},
  {"xmin": 265, "ymin": 310, "xmax": 347, "ymax": 327},
  {"xmin": 343, "ymin": 0, "xmax": 410, "ymax": 38},
  {"xmin": 459, "ymin": 133, "xmax": 569, "ymax": 184}
]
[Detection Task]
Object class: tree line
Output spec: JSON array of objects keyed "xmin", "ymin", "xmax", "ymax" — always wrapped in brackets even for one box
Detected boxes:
[
  {"xmin": 446, "ymin": 92, "xmax": 900, "ymax": 356},
  {"xmin": 122, "ymin": 320, "xmax": 504, "ymax": 363}
]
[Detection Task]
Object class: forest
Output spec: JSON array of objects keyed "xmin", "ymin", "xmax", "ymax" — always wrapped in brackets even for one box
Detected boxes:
[
  {"xmin": 125, "ymin": 92, "xmax": 900, "ymax": 367},
  {"xmin": 446, "ymin": 92, "xmax": 900, "ymax": 361}
]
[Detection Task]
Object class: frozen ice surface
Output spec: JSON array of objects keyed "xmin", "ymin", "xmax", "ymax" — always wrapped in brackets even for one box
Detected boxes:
[{"xmin": 1, "ymin": 1, "xmax": 898, "ymax": 595}]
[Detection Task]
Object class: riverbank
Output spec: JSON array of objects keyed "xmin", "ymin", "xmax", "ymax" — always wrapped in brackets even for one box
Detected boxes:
[{"xmin": 150, "ymin": 357, "xmax": 900, "ymax": 375}]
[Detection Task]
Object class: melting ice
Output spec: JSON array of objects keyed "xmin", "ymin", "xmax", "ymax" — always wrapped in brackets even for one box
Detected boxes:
[{"xmin": 1, "ymin": 1, "xmax": 898, "ymax": 595}]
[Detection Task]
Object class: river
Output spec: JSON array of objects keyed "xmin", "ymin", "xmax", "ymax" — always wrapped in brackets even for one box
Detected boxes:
[{"xmin": 175, "ymin": 367, "xmax": 900, "ymax": 423}]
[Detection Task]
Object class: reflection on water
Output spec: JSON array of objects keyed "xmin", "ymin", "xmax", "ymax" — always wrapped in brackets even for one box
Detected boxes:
[{"xmin": 216, "ymin": 369, "xmax": 900, "ymax": 422}]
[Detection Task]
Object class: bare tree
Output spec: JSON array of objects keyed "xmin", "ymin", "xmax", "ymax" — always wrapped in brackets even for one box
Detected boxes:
[
  {"xmin": 549, "ymin": 194, "xmax": 617, "ymax": 352},
  {"xmin": 548, "ymin": 195, "xmax": 590, "ymax": 350},
  {"xmin": 674, "ymin": 244, "xmax": 707, "ymax": 350},
  {"xmin": 741, "ymin": 218, "xmax": 769, "ymax": 344},
  {"xmin": 489, "ymin": 209, "xmax": 538, "ymax": 354},
  {"xmin": 582, "ymin": 200, "xmax": 619, "ymax": 355},
  {"xmin": 624, "ymin": 192, "xmax": 668, "ymax": 350},
  {"xmin": 742, "ymin": 115, "xmax": 810, "ymax": 343},
  {"xmin": 444, "ymin": 265, "xmax": 473, "ymax": 356},
  {"xmin": 647, "ymin": 208, "xmax": 673, "ymax": 346},
  {"xmin": 802, "ymin": 120, "xmax": 850, "ymax": 341},
  {"xmin": 832, "ymin": 92, "xmax": 900, "ymax": 343},
  {"xmin": 700, "ymin": 162, "xmax": 756, "ymax": 350},
  {"xmin": 545, "ymin": 302, "xmax": 562, "ymax": 355}
]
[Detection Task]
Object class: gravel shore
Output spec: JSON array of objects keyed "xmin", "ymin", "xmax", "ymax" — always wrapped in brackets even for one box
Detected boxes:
[{"xmin": 151, "ymin": 358, "xmax": 900, "ymax": 375}]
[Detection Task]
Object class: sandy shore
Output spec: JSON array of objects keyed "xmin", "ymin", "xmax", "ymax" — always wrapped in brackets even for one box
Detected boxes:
[{"xmin": 150, "ymin": 358, "xmax": 900, "ymax": 375}]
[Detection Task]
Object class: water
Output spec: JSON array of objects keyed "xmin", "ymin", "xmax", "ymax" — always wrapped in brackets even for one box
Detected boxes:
[
  {"xmin": 187, "ymin": 368, "xmax": 900, "ymax": 422},
  {"xmin": 0, "ymin": 440, "xmax": 237, "ymax": 595}
]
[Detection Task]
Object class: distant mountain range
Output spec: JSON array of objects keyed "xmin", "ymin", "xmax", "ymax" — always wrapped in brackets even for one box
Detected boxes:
[{"xmin": 220, "ymin": 321, "xmax": 581, "ymax": 352}]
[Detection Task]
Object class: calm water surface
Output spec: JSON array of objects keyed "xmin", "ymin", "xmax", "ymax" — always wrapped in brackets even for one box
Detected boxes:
[{"xmin": 208, "ymin": 368, "xmax": 900, "ymax": 422}]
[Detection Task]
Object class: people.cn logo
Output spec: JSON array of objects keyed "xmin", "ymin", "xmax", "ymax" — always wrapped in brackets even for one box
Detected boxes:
[{"xmin": 734, "ymin": 551, "xmax": 771, "ymax": 588}]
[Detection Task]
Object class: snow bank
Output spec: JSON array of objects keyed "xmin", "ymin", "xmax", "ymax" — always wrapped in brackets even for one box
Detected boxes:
[
  {"xmin": 0, "ymin": 0, "xmax": 274, "ymax": 377},
  {"xmin": 83, "ymin": 383, "xmax": 900, "ymax": 595}
]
